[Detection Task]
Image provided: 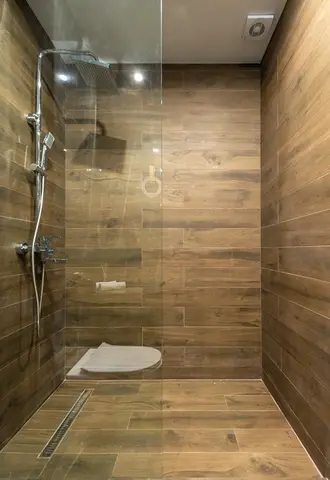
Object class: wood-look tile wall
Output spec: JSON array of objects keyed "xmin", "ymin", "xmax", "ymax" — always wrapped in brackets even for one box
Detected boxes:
[
  {"xmin": 65, "ymin": 65, "xmax": 261, "ymax": 379},
  {"xmin": 0, "ymin": 0, "xmax": 65, "ymax": 449},
  {"xmin": 261, "ymin": 1, "xmax": 330, "ymax": 477}
]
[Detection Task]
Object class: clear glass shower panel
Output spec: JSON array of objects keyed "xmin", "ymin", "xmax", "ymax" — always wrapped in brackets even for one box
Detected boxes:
[{"xmin": 62, "ymin": 0, "xmax": 163, "ymax": 383}]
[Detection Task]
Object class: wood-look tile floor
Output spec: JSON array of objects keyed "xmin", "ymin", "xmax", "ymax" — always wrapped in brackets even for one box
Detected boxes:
[{"xmin": 0, "ymin": 380, "xmax": 322, "ymax": 479}]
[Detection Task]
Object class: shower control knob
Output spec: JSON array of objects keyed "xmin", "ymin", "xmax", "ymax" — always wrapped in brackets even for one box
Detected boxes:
[{"xmin": 16, "ymin": 242, "xmax": 29, "ymax": 256}]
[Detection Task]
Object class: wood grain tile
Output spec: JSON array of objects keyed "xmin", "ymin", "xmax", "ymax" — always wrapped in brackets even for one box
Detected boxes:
[
  {"xmin": 139, "ymin": 380, "xmax": 269, "ymax": 396},
  {"xmin": 92, "ymin": 382, "xmax": 140, "ymax": 395},
  {"xmin": 144, "ymin": 389, "xmax": 228, "ymax": 411},
  {"xmin": 185, "ymin": 267, "xmax": 260, "ymax": 287},
  {"xmin": 264, "ymin": 372, "xmax": 330, "ymax": 479},
  {"xmin": 0, "ymin": 453, "xmax": 46, "ymax": 479},
  {"xmin": 235, "ymin": 429, "xmax": 305, "ymax": 452},
  {"xmin": 163, "ymin": 89, "xmax": 260, "ymax": 111},
  {"xmin": 262, "ymin": 268, "xmax": 330, "ymax": 318},
  {"xmin": 262, "ymin": 330, "xmax": 282, "ymax": 368},
  {"xmin": 129, "ymin": 410, "xmax": 289, "ymax": 430},
  {"xmin": 183, "ymin": 185, "xmax": 260, "ymax": 208},
  {"xmin": 55, "ymin": 380, "xmax": 98, "ymax": 395},
  {"xmin": 113, "ymin": 452, "xmax": 316, "ymax": 478},
  {"xmin": 184, "ymin": 347, "xmax": 261, "ymax": 369},
  {"xmin": 39, "ymin": 395, "xmax": 79, "ymax": 411},
  {"xmin": 261, "ymin": 289, "xmax": 279, "ymax": 318},
  {"xmin": 279, "ymin": 246, "xmax": 330, "ymax": 282},
  {"xmin": 156, "ymin": 248, "xmax": 259, "ymax": 269},
  {"xmin": 148, "ymin": 247, "xmax": 259, "ymax": 268},
  {"xmin": 278, "ymin": 298, "xmax": 330, "ymax": 360},
  {"xmin": 184, "ymin": 228, "xmax": 260, "ymax": 248},
  {"xmin": 281, "ymin": 349, "xmax": 330, "ymax": 426},
  {"xmin": 148, "ymin": 365, "xmax": 261, "ymax": 379},
  {"xmin": 262, "ymin": 210, "xmax": 330, "ymax": 247},
  {"xmin": 163, "ymin": 150, "xmax": 260, "ymax": 171},
  {"xmin": 66, "ymin": 266, "xmax": 142, "ymax": 288},
  {"xmin": 0, "ymin": 355, "xmax": 65, "ymax": 451},
  {"xmin": 66, "ymin": 227, "xmax": 141, "ymax": 248},
  {"xmin": 263, "ymin": 353, "xmax": 330, "ymax": 464},
  {"xmin": 66, "ymin": 327, "xmax": 142, "ymax": 347},
  {"xmin": 185, "ymin": 307, "xmax": 260, "ymax": 327},
  {"xmin": 181, "ymin": 66, "xmax": 260, "ymax": 91},
  {"xmin": 261, "ymin": 247, "xmax": 278, "ymax": 270},
  {"xmin": 143, "ymin": 288, "xmax": 260, "ymax": 308},
  {"xmin": 66, "ymin": 287, "xmax": 143, "ymax": 307},
  {"xmin": 2, "ymin": 429, "xmax": 53, "ymax": 454},
  {"xmin": 163, "ymin": 169, "xmax": 260, "ymax": 188},
  {"xmin": 225, "ymin": 394, "xmax": 277, "ymax": 411},
  {"xmin": 66, "ymin": 248, "xmax": 142, "ymax": 267},
  {"xmin": 83, "ymin": 393, "xmax": 162, "ymax": 411},
  {"xmin": 66, "ymin": 306, "xmax": 183, "ymax": 327},
  {"xmin": 163, "ymin": 429, "xmax": 239, "ymax": 453},
  {"xmin": 279, "ymin": 174, "xmax": 330, "ymax": 223},
  {"xmin": 24, "ymin": 410, "xmax": 67, "ymax": 430},
  {"xmin": 57, "ymin": 429, "xmax": 162, "ymax": 454},
  {"xmin": 262, "ymin": 310, "xmax": 330, "ymax": 391},
  {"xmin": 143, "ymin": 208, "xmax": 260, "ymax": 228},
  {"xmin": 57, "ymin": 428, "xmax": 239, "ymax": 454},
  {"xmin": 39, "ymin": 453, "xmax": 117, "ymax": 480},
  {"xmin": 143, "ymin": 327, "xmax": 261, "ymax": 347},
  {"xmin": 71, "ymin": 411, "xmax": 131, "ymax": 430}
]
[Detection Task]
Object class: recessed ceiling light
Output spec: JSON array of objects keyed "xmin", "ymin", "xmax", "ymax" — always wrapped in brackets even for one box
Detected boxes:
[
  {"xmin": 133, "ymin": 71, "xmax": 144, "ymax": 83},
  {"xmin": 57, "ymin": 73, "xmax": 70, "ymax": 82}
]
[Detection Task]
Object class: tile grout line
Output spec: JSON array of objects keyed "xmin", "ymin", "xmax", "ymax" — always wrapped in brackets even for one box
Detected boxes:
[
  {"xmin": 263, "ymin": 381, "xmax": 325, "ymax": 478},
  {"xmin": 126, "ymin": 411, "xmax": 133, "ymax": 430}
]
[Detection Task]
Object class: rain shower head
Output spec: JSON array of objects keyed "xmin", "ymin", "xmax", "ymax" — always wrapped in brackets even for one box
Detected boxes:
[{"xmin": 71, "ymin": 56, "xmax": 118, "ymax": 91}]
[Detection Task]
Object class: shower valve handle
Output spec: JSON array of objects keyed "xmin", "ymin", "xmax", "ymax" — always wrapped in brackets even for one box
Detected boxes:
[
  {"xmin": 15, "ymin": 242, "xmax": 30, "ymax": 256},
  {"xmin": 42, "ymin": 236, "xmax": 62, "ymax": 257},
  {"xmin": 49, "ymin": 258, "xmax": 67, "ymax": 264}
]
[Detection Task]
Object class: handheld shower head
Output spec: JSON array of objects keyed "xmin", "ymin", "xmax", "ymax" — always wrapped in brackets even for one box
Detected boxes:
[
  {"xmin": 43, "ymin": 132, "xmax": 55, "ymax": 150},
  {"xmin": 40, "ymin": 132, "xmax": 55, "ymax": 170}
]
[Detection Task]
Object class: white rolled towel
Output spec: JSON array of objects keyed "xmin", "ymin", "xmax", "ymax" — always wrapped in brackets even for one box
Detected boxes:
[{"xmin": 96, "ymin": 281, "xmax": 126, "ymax": 290}]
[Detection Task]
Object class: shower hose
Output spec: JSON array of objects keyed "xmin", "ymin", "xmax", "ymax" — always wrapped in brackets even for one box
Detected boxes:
[{"xmin": 31, "ymin": 144, "xmax": 47, "ymax": 339}]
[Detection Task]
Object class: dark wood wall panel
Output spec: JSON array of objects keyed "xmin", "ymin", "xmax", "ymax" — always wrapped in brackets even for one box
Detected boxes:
[
  {"xmin": 65, "ymin": 65, "xmax": 261, "ymax": 379},
  {"xmin": 156, "ymin": 66, "xmax": 261, "ymax": 379},
  {"xmin": 0, "ymin": 0, "xmax": 65, "ymax": 449},
  {"xmin": 261, "ymin": 0, "xmax": 330, "ymax": 476}
]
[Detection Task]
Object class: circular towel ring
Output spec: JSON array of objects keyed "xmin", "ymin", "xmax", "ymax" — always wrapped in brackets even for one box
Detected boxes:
[
  {"xmin": 142, "ymin": 164, "xmax": 162, "ymax": 198},
  {"xmin": 142, "ymin": 176, "xmax": 162, "ymax": 197}
]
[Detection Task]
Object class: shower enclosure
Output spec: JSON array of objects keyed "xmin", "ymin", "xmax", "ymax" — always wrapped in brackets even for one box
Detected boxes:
[
  {"xmin": 0, "ymin": 0, "xmax": 163, "ymax": 459},
  {"xmin": 23, "ymin": 1, "xmax": 164, "ymax": 378}
]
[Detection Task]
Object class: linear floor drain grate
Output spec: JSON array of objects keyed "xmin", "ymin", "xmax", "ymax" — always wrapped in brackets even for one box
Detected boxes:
[{"xmin": 39, "ymin": 389, "xmax": 92, "ymax": 458}]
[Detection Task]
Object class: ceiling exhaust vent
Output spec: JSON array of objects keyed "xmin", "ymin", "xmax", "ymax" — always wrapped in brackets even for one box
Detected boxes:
[{"xmin": 243, "ymin": 14, "xmax": 275, "ymax": 40}]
